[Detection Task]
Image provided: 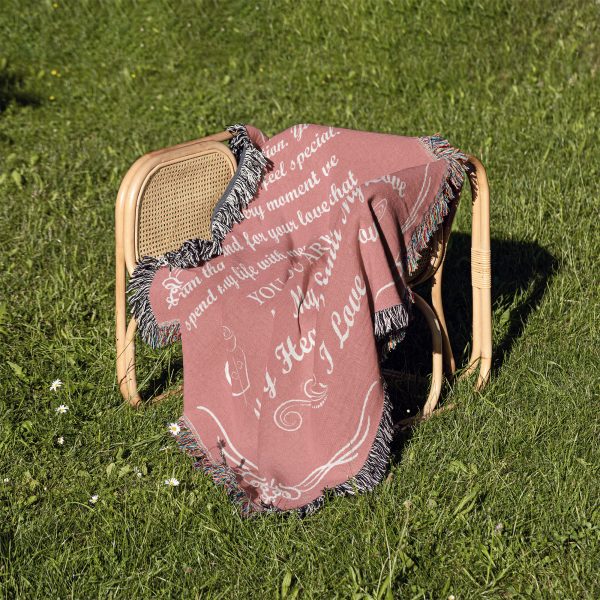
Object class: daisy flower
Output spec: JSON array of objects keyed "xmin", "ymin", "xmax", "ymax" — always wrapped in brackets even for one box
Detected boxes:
[
  {"xmin": 89, "ymin": 494, "xmax": 99, "ymax": 504},
  {"xmin": 167, "ymin": 422, "xmax": 181, "ymax": 436},
  {"xmin": 50, "ymin": 379, "xmax": 63, "ymax": 392},
  {"xmin": 55, "ymin": 404, "xmax": 69, "ymax": 414},
  {"xmin": 57, "ymin": 436, "xmax": 64, "ymax": 445},
  {"xmin": 164, "ymin": 477, "xmax": 180, "ymax": 487}
]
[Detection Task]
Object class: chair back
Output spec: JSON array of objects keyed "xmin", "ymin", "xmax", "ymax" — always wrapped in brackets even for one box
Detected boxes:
[{"xmin": 116, "ymin": 139, "xmax": 236, "ymax": 274}]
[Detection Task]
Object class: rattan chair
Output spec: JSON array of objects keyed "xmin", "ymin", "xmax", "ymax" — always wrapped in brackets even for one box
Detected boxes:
[{"xmin": 115, "ymin": 130, "xmax": 491, "ymax": 419}]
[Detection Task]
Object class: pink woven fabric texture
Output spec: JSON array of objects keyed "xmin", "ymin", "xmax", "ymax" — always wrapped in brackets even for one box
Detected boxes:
[{"xmin": 131, "ymin": 124, "xmax": 465, "ymax": 516}]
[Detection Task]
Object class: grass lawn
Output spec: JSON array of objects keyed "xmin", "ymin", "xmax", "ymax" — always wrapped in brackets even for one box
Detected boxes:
[{"xmin": 1, "ymin": 0, "xmax": 598, "ymax": 597}]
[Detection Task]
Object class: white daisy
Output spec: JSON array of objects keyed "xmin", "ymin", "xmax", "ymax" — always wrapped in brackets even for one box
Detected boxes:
[
  {"xmin": 57, "ymin": 436, "xmax": 64, "ymax": 445},
  {"xmin": 164, "ymin": 477, "xmax": 180, "ymax": 487},
  {"xmin": 167, "ymin": 422, "xmax": 181, "ymax": 436},
  {"xmin": 50, "ymin": 379, "xmax": 63, "ymax": 392},
  {"xmin": 2, "ymin": 478, "xmax": 9, "ymax": 483},
  {"xmin": 89, "ymin": 494, "xmax": 99, "ymax": 504},
  {"xmin": 55, "ymin": 404, "xmax": 69, "ymax": 414}
]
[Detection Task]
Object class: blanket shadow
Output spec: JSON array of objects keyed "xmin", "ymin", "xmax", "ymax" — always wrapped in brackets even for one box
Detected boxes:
[{"xmin": 385, "ymin": 233, "xmax": 557, "ymax": 459}]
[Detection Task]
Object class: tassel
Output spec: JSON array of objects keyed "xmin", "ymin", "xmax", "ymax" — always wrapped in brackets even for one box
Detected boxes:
[{"xmin": 173, "ymin": 417, "xmax": 265, "ymax": 517}]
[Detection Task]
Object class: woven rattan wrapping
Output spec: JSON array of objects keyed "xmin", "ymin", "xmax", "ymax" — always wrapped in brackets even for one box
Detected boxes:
[
  {"xmin": 137, "ymin": 152, "xmax": 234, "ymax": 259},
  {"xmin": 471, "ymin": 249, "xmax": 492, "ymax": 288}
]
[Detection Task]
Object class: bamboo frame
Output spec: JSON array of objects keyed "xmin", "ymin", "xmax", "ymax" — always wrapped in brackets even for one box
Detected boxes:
[
  {"xmin": 115, "ymin": 133, "xmax": 491, "ymax": 414},
  {"xmin": 452, "ymin": 156, "xmax": 492, "ymax": 389},
  {"xmin": 413, "ymin": 292, "xmax": 443, "ymax": 417},
  {"xmin": 401, "ymin": 154, "xmax": 492, "ymax": 422},
  {"xmin": 115, "ymin": 131, "xmax": 235, "ymax": 406}
]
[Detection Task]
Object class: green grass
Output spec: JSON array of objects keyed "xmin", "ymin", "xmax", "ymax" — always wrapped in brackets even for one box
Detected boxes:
[{"xmin": 1, "ymin": 0, "xmax": 599, "ymax": 597}]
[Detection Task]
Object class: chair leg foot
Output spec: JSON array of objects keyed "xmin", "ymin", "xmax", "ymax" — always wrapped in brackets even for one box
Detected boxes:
[
  {"xmin": 476, "ymin": 357, "xmax": 491, "ymax": 390},
  {"xmin": 460, "ymin": 356, "xmax": 481, "ymax": 379}
]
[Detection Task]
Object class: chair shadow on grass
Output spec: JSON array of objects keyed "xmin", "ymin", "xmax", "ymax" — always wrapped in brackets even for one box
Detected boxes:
[
  {"xmin": 141, "ymin": 353, "xmax": 184, "ymax": 403},
  {"xmin": 386, "ymin": 232, "xmax": 557, "ymax": 457},
  {"xmin": 0, "ymin": 69, "xmax": 40, "ymax": 114}
]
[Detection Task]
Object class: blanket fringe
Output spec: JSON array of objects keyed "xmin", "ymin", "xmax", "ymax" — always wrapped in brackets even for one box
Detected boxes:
[
  {"xmin": 173, "ymin": 380, "xmax": 395, "ymax": 519},
  {"xmin": 127, "ymin": 124, "xmax": 269, "ymax": 348},
  {"xmin": 373, "ymin": 285, "xmax": 414, "ymax": 362},
  {"xmin": 409, "ymin": 135, "xmax": 467, "ymax": 276},
  {"xmin": 174, "ymin": 419, "xmax": 265, "ymax": 516},
  {"xmin": 296, "ymin": 380, "xmax": 394, "ymax": 517},
  {"xmin": 374, "ymin": 303, "xmax": 410, "ymax": 339},
  {"xmin": 379, "ymin": 330, "xmax": 407, "ymax": 363},
  {"xmin": 125, "ymin": 256, "xmax": 180, "ymax": 348}
]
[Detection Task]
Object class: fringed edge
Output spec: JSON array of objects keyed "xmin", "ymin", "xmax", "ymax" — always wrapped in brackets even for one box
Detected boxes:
[
  {"xmin": 127, "ymin": 124, "xmax": 269, "ymax": 347},
  {"xmin": 374, "ymin": 303, "xmax": 410, "ymax": 339},
  {"xmin": 173, "ymin": 417, "xmax": 266, "ymax": 517},
  {"xmin": 408, "ymin": 135, "xmax": 467, "ymax": 276},
  {"xmin": 171, "ymin": 380, "xmax": 395, "ymax": 519},
  {"xmin": 126, "ymin": 255, "xmax": 182, "ymax": 348},
  {"xmin": 373, "ymin": 286, "xmax": 414, "ymax": 362},
  {"xmin": 379, "ymin": 330, "xmax": 407, "ymax": 364},
  {"xmin": 295, "ymin": 379, "xmax": 395, "ymax": 517}
]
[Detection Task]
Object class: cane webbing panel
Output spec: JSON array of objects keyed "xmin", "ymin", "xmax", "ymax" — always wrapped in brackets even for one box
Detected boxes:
[{"xmin": 137, "ymin": 151, "xmax": 235, "ymax": 259}]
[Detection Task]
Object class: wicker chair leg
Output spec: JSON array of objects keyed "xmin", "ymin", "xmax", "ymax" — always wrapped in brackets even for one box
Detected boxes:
[
  {"xmin": 116, "ymin": 218, "xmax": 133, "ymax": 403},
  {"xmin": 124, "ymin": 318, "xmax": 142, "ymax": 406},
  {"xmin": 462, "ymin": 160, "xmax": 482, "ymax": 379},
  {"xmin": 116, "ymin": 185, "xmax": 142, "ymax": 406},
  {"xmin": 413, "ymin": 293, "xmax": 443, "ymax": 416},
  {"xmin": 393, "ymin": 292, "xmax": 444, "ymax": 429},
  {"xmin": 116, "ymin": 296, "xmax": 141, "ymax": 405},
  {"xmin": 470, "ymin": 156, "xmax": 492, "ymax": 389},
  {"xmin": 430, "ymin": 257, "xmax": 456, "ymax": 377},
  {"xmin": 116, "ymin": 309, "xmax": 129, "ymax": 402},
  {"xmin": 460, "ymin": 156, "xmax": 491, "ymax": 388}
]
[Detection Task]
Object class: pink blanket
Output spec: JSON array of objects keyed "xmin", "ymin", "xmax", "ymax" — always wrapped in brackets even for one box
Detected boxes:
[{"xmin": 128, "ymin": 124, "xmax": 466, "ymax": 516}]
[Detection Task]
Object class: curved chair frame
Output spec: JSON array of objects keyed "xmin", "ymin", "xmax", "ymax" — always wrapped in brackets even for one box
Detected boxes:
[
  {"xmin": 115, "ymin": 131, "xmax": 491, "ymax": 416},
  {"xmin": 115, "ymin": 131, "xmax": 234, "ymax": 406}
]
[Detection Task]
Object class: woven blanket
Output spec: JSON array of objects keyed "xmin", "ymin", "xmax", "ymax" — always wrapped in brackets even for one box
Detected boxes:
[{"xmin": 128, "ymin": 123, "xmax": 466, "ymax": 516}]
